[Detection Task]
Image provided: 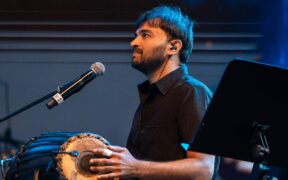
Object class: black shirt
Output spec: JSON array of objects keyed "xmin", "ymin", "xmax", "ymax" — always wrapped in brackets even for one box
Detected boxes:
[{"xmin": 126, "ymin": 64, "xmax": 213, "ymax": 162}]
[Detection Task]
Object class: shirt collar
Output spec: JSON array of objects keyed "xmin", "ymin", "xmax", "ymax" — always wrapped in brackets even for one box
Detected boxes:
[{"xmin": 138, "ymin": 64, "xmax": 189, "ymax": 96}]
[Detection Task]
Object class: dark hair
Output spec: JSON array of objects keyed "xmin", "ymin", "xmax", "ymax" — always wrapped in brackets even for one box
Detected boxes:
[{"xmin": 135, "ymin": 5, "xmax": 194, "ymax": 63}]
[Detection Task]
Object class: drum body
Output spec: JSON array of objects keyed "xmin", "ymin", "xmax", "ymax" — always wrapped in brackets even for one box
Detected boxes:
[{"xmin": 5, "ymin": 132, "xmax": 110, "ymax": 180}]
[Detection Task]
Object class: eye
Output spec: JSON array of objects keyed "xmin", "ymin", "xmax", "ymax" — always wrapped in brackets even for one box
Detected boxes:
[
  {"xmin": 143, "ymin": 33, "xmax": 149, "ymax": 37},
  {"xmin": 142, "ymin": 33, "xmax": 151, "ymax": 38}
]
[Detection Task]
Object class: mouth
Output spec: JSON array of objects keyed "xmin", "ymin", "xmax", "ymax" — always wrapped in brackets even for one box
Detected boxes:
[
  {"xmin": 132, "ymin": 51, "xmax": 141, "ymax": 60},
  {"xmin": 132, "ymin": 52, "xmax": 140, "ymax": 56},
  {"xmin": 131, "ymin": 48, "xmax": 143, "ymax": 60},
  {"xmin": 132, "ymin": 48, "xmax": 143, "ymax": 54}
]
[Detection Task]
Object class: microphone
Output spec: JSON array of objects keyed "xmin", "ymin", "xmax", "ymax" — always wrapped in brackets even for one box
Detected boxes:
[{"xmin": 46, "ymin": 62, "xmax": 105, "ymax": 109}]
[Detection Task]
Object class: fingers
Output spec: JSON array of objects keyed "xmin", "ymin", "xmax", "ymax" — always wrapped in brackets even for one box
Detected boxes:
[
  {"xmin": 103, "ymin": 149, "xmax": 113, "ymax": 157},
  {"xmin": 89, "ymin": 158, "xmax": 119, "ymax": 166},
  {"xmin": 97, "ymin": 172, "xmax": 121, "ymax": 180},
  {"xmin": 91, "ymin": 146, "xmax": 127, "ymax": 159},
  {"xmin": 92, "ymin": 148, "xmax": 114, "ymax": 158},
  {"xmin": 89, "ymin": 146, "xmax": 129, "ymax": 179},
  {"xmin": 89, "ymin": 158, "xmax": 120, "ymax": 175},
  {"xmin": 90, "ymin": 165, "xmax": 120, "ymax": 173},
  {"xmin": 107, "ymin": 145, "xmax": 127, "ymax": 153}
]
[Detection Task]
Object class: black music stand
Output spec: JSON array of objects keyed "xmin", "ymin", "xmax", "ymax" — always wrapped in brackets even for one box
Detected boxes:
[{"xmin": 189, "ymin": 59, "xmax": 288, "ymax": 179}]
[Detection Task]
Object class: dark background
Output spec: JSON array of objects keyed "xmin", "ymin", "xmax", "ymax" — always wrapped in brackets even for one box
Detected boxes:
[{"xmin": 0, "ymin": 0, "xmax": 264, "ymax": 21}]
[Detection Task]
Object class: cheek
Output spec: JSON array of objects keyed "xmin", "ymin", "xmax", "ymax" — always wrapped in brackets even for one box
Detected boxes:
[
  {"xmin": 142, "ymin": 41, "xmax": 168, "ymax": 57},
  {"xmin": 142, "ymin": 45, "xmax": 156, "ymax": 55}
]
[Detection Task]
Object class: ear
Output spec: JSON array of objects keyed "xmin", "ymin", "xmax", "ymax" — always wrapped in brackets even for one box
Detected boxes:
[{"xmin": 167, "ymin": 39, "xmax": 183, "ymax": 55}]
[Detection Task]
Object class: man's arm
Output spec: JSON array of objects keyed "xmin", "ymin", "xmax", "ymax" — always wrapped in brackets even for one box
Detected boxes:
[{"xmin": 90, "ymin": 145, "xmax": 215, "ymax": 180}]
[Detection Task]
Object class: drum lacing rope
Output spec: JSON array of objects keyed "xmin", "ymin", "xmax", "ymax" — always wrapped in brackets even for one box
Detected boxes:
[{"xmin": 4, "ymin": 150, "xmax": 79, "ymax": 177}]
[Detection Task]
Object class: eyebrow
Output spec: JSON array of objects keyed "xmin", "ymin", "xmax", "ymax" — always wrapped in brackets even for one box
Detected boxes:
[{"xmin": 135, "ymin": 29, "xmax": 153, "ymax": 36}]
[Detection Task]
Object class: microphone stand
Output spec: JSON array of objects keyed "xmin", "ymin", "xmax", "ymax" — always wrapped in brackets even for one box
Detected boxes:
[
  {"xmin": 0, "ymin": 90, "xmax": 57, "ymax": 179},
  {"xmin": 0, "ymin": 90, "xmax": 57, "ymax": 124},
  {"xmin": 250, "ymin": 122, "xmax": 277, "ymax": 180}
]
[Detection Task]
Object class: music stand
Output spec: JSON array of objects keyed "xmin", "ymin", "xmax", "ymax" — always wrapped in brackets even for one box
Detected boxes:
[{"xmin": 189, "ymin": 58, "xmax": 288, "ymax": 179}]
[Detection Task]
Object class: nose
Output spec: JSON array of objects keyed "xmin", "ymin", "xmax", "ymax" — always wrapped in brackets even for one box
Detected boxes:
[{"xmin": 130, "ymin": 36, "xmax": 139, "ymax": 48}]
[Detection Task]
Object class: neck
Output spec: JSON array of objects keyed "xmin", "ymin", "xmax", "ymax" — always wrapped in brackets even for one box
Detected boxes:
[{"xmin": 147, "ymin": 57, "xmax": 180, "ymax": 84}]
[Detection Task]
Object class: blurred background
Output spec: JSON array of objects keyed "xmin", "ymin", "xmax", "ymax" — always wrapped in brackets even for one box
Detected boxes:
[{"xmin": 0, "ymin": 0, "xmax": 287, "ymax": 179}]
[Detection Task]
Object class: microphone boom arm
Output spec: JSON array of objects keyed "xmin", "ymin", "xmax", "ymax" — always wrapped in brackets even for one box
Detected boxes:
[
  {"xmin": 0, "ymin": 90, "xmax": 57, "ymax": 124},
  {"xmin": 0, "ymin": 62, "xmax": 105, "ymax": 122}
]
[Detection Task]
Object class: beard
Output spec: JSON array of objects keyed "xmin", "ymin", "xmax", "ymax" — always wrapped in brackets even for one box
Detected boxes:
[{"xmin": 131, "ymin": 45, "xmax": 167, "ymax": 75}]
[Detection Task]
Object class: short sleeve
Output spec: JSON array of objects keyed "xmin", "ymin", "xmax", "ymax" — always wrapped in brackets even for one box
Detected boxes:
[{"xmin": 177, "ymin": 85, "xmax": 213, "ymax": 143}]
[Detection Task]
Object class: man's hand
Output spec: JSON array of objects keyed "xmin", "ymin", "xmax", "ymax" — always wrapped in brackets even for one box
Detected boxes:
[
  {"xmin": 89, "ymin": 145, "xmax": 140, "ymax": 179},
  {"xmin": 90, "ymin": 146, "xmax": 215, "ymax": 180}
]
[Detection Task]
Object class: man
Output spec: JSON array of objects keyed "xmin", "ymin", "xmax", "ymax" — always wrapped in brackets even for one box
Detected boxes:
[{"xmin": 90, "ymin": 5, "xmax": 215, "ymax": 179}]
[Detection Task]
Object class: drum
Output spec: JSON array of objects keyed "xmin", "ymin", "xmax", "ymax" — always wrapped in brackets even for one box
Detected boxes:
[{"xmin": 5, "ymin": 132, "xmax": 112, "ymax": 180}]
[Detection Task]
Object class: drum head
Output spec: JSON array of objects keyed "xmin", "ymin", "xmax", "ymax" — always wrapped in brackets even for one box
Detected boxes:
[{"xmin": 56, "ymin": 133, "xmax": 109, "ymax": 179}]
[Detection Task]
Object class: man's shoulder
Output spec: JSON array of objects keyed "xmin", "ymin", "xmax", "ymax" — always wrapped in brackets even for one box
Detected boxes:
[{"xmin": 177, "ymin": 74, "xmax": 212, "ymax": 94}]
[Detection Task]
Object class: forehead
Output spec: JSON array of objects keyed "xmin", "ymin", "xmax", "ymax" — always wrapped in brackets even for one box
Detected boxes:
[{"xmin": 136, "ymin": 22, "xmax": 167, "ymax": 36}]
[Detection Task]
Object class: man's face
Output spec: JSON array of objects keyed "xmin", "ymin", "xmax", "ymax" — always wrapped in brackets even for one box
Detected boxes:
[{"xmin": 130, "ymin": 22, "xmax": 170, "ymax": 75}]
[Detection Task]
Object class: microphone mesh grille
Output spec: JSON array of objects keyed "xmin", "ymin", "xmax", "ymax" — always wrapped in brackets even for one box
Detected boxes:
[{"xmin": 91, "ymin": 62, "xmax": 105, "ymax": 75}]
